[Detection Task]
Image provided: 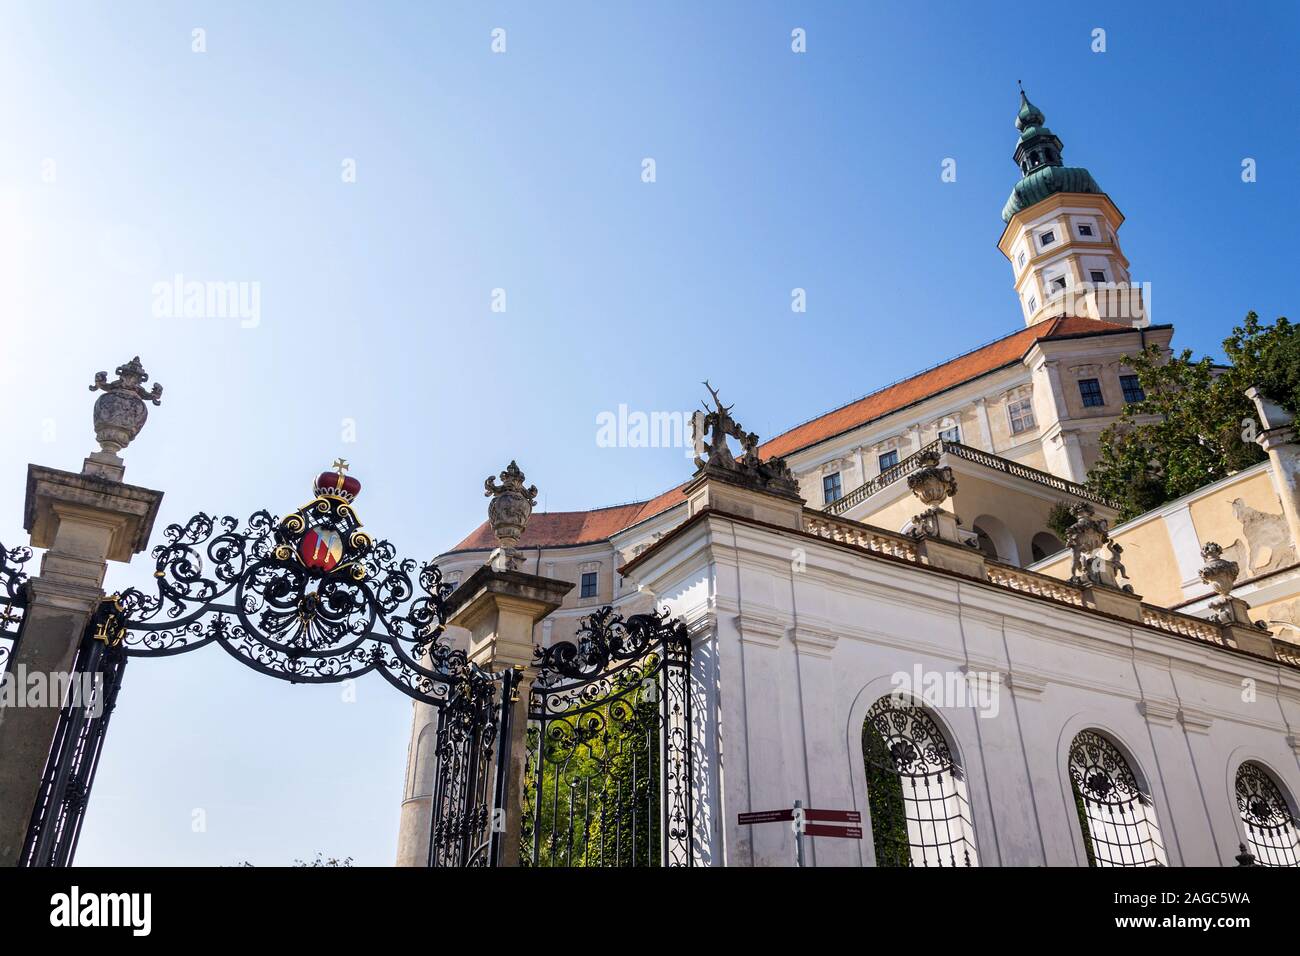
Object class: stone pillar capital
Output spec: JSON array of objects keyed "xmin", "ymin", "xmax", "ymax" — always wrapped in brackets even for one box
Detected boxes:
[{"xmin": 443, "ymin": 565, "xmax": 573, "ymax": 671}]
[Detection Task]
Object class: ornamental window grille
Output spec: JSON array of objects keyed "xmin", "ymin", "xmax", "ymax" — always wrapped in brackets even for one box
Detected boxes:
[
  {"xmin": 1236, "ymin": 762, "xmax": 1300, "ymax": 867},
  {"xmin": 1067, "ymin": 730, "xmax": 1166, "ymax": 866},
  {"xmin": 861, "ymin": 697, "xmax": 979, "ymax": 867}
]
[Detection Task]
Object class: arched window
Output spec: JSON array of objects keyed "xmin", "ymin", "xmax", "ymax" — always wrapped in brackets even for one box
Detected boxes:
[
  {"xmin": 1236, "ymin": 762, "xmax": 1300, "ymax": 866},
  {"xmin": 862, "ymin": 697, "xmax": 978, "ymax": 867},
  {"xmin": 1067, "ymin": 730, "xmax": 1166, "ymax": 866},
  {"xmin": 1031, "ymin": 531, "xmax": 1064, "ymax": 562}
]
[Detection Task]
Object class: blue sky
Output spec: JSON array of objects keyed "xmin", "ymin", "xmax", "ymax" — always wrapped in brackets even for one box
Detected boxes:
[{"xmin": 1, "ymin": 1, "xmax": 1297, "ymax": 865}]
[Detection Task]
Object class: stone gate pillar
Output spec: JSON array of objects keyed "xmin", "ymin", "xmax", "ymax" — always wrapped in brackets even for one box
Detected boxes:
[
  {"xmin": 394, "ymin": 461, "xmax": 571, "ymax": 867},
  {"xmin": 0, "ymin": 358, "xmax": 164, "ymax": 866}
]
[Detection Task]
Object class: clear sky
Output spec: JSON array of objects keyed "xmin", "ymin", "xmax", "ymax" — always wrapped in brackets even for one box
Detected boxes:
[{"xmin": 1, "ymin": 1, "xmax": 1297, "ymax": 865}]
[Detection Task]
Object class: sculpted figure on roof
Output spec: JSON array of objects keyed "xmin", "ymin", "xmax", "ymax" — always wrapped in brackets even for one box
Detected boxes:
[{"xmin": 693, "ymin": 381, "xmax": 801, "ymax": 499}]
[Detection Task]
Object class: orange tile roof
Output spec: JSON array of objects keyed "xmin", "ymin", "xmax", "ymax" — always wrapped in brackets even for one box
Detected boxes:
[
  {"xmin": 759, "ymin": 316, "xmax": 1137, "ymax": 458},
  {"xmin": 446, "ymin": 485, "xmax": 688, "ymax": 553},
  {"xmin": 444, "ymin": 317, "xmax": 1145, "ymax": 554}
]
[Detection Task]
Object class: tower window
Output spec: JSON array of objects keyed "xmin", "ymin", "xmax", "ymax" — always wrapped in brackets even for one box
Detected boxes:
[
  {"xmin": 1120, "ymin": 375, "xmax": 1145, "ymax": 404},
  {"xmin": 1017, "ymin": 251, "xmax": 1026, "ymax": 269},
  {"xmin": 1078, "ymin": 223, "xmax": 1094, "ymax": 237},
  {"xmin": 1039, "ymin": 230, "xmax": 1056, "ymax": 247},
  {"xmin": 1089, "ymin": 270, "xmax": 1107, "ymax": 284},
  {"xmin": 822, "ymin": 472, "xmax": 842, "ymax": 504},
  {"xmin": 1027, "ymin": 295, "xmax": 1038, "ymax": 313},
  {"xmin": 1078, "ymin": 378, "xmax": 1105, "ymax": 408},
  {"xmin": 1007, "ymin": 398, "xmax": 1036, "ymax": 434},
  {"xmin": 580, "ymin": 571, "xmax": 598, "ymax": 599},
  {"xmin": 1049, "ymin": 276, "xmax": 1067, "ymax": 292},
  {"xmin": 878, "ymin": 449, "xmax": 899, "ymax": 472}
]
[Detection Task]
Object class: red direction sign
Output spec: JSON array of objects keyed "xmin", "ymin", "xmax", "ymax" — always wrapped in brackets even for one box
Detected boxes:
[
  {"xmin": 805, "ymin": 809, "xmax": 861, "ymax": 824},
  {"xmin": 737, "ymin": 809, "xmax": 794, "ymax": 825},
  {"xmin": 804, "ymin": 823, "xmax": 863, "ymax": 839}
]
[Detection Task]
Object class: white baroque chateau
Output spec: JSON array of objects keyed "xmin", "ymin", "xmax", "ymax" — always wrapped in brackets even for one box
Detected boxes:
[{"xmin": 399, "ymin": 92, "xmax": 1300, "ymax": 867}]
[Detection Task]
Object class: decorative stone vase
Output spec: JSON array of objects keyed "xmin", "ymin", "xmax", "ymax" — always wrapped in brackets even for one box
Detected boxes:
[
  {"xmin": 484, "ymin": 460, "xmax": 538, "ymax": 553},
  {"xmin": 1198, "ymin": 541, "xmax": 1239, "ymax": 596},
  {"xmin": 89, "ymin": 356, "xmax": 164, "ymax": 455},
  {"xmin": 906, "ymin": 449, "xmax": 956, "ymax": 508}
]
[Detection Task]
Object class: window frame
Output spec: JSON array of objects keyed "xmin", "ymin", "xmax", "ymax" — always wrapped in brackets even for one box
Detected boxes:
[
  {"xmin": 1007, "ymin": 396, "xmax": 1036, "ymax": 435},
  {"xmin": 1119, "ymin": 374, "xmax": 1145, "ymax": 405},
  {"xmin": 822, "ymin": 471, "xmax": 843, "ymax": 504},
  {"xmin": 579, "ymin": 570, "xmax": 599, "ymax": 599},
  {"xmin": 877, "ymin": 449, "xmax": 900, "ymax": 472},
  {"xmin": 1077, "ymin": 378, "xmax": 1105, "ymax": 408},
  {"xmin": 1039, "ymin": 229, "xmax": 1056, "ymax": 247}
]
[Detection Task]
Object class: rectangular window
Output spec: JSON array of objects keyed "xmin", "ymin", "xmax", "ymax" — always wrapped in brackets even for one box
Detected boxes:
[
  {"xmin": 580, "ymin": 571, "xmax": 598, "ymax": 599},
  {"xmin": 1027, "ymin": 295, "xmax": 1038, "ymax": 313},
  {"xmin": 1008, "ymin": 398, "xmax": 1036, "ymax": 434},
  {"xmin": 939, "ymin": 425, "xmax": 961, "ymax": 443},
  {"xmin": 1078, "ymin": 378, "xmax": 1105, "ymax": 408},
  {"xmin": 878, "ymin": 449, "xmax": 899, "ymax": 472},
  {"xmin": 1049, "ymin": 275, "xmax": 1067, "ymax": 292},
  {"xmin": 1078, "ymin": 223, "xmax": 1094, "ymax": 237},
  {"xmin": 1089, "ymin": 270, "xmax": 1107, "ymax": 283},
  {"xmin": 1120, "ymin": 374, "xmax": 1145, "ymax": 404},
  {"xmin": 822, "ymin": 472, "xmax": 842, "ymax": 504},
  {"xmin": 1039, "ymin": 229, "xmax": 1056, "ymax": 247},
  {"xmin": 1017, "ymin": 251, "xmax": 1026, "ymax": 269}
]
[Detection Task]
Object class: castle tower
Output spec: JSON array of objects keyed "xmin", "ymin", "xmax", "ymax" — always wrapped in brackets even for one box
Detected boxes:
[{"xmin": 997, "ymin": 87, "xmax": 1146, "ymax": 328}]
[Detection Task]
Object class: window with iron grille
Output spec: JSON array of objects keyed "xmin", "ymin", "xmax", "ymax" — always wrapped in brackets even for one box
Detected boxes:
[
  {"xmin": 1120, "ymin": 374, "xmax": 1145, "ymax": 404},
  {"xmin": 1236, "ymin": 762, "xmax": 1300, "ymax": 866},
  {"xmin": 878, "ymin": 449, "xmax": 899, "ymax": 472},
  {"xmin": 580, "ymin": 571, "xmax": 598, "ymax": 599},
  {"xmin": 862, "ymin": 697, "xmax": 979, "ymax": 867},
  {"xmin": 1078, "ymin": 378, "xmax": 1105, "ymax": 408},
  {"xmin": 822, "ymin": 472, "xmax": 842, "ymax": 504},
  {"xmin": 1007, "ymin": 397, "xmax": 1036, "ymax": 434},
  {"xmin": 1068, "ymin": 730, "xmax": 1166, "ymax": 866}
]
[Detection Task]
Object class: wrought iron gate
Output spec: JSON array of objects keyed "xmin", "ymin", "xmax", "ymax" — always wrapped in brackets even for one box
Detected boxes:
[
  {"xmin": 522, "ymin": 606, "xmax": 692, "ymax": 867},
  {"xmin": 9, "ymin": 466, "xmax": 517, "ymax": 868}
]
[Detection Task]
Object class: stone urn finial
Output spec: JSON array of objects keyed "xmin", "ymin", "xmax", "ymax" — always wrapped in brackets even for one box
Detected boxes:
[
  {"xmin": 907, "ymin": 449, "xmax": 957, "ymax": 507},
  {"xmin": 485, "ymin": 460, "xmax": 538, "ymax": 570},
  {"xmin": 1198, "ymin": 541, "xmax": 1239, "ymax": 597},
  {"xmin": 88, "ymin": 356, "xmax": 164, "ymax": 456}
]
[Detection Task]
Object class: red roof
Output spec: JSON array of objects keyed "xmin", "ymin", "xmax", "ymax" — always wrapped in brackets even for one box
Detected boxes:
[{"xmin": 444, "ymin": 317, "xmax": 1143, "ymax": 554}]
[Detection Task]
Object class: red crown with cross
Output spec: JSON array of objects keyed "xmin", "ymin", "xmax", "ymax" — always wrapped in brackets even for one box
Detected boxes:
[{"xmin": 314, "ymin": 459, "xmax": 361, "ymax": 503}]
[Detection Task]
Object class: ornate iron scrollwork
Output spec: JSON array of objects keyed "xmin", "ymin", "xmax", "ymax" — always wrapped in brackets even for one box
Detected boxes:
[
  {"xmin": 0, "ymin": 540, "xmax": 33, "ymax": 665},
  {"xmin": 1236, "ymin": 761, "xmax": 1300, "ymax": 867},
  {"xmin": 111, "ymin": 465, "xmax": 468, "ymax": 705},
  {"xmin": 1067, "ymin": 729, "xmax": 1165, "ymax": 866},
  {"xmin": 524, "ymin": 606, "xmax": 693, "ymax": 867}
]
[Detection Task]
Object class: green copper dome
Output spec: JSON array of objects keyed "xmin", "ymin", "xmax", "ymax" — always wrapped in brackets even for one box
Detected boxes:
[
  {"xmin": 1002, "ymin": 165, "xmax": 1102, "ymax": 222},
  {"xmin": 1001, "ymin": 88, "xmax": 1102, "ymax": 222}
]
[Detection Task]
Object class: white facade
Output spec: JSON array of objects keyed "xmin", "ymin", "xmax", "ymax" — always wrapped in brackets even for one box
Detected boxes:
[{"xmin": 624, "ymin": 509, "xmax": 1300, "ymax": 866}]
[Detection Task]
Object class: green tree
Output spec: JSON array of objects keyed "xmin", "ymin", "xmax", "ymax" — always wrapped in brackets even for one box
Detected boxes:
[{"xmin": 1087, "ymin": 313, "xmax": 1296, "ymax": 521}]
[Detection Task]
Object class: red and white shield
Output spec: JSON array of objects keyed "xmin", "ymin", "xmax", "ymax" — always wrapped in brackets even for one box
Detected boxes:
[{"xmin": 300, "ymin": 527, "xmax": 344, "ymax": 572}]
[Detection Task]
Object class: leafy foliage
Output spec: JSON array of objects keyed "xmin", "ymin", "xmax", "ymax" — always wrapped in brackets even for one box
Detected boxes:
[
  {"xmin": 1087, "ymin": 313, "xmax": 1296, "ymax": 520},
  {"xmin": 1047, "ymin": 501, "xmax": 1077, "ymax": 542}
]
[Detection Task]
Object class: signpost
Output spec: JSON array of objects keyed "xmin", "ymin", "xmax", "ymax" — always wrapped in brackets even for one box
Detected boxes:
[{"xmin": 736, "ymin": 800, "xmax": 863, "ymax": 866}]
